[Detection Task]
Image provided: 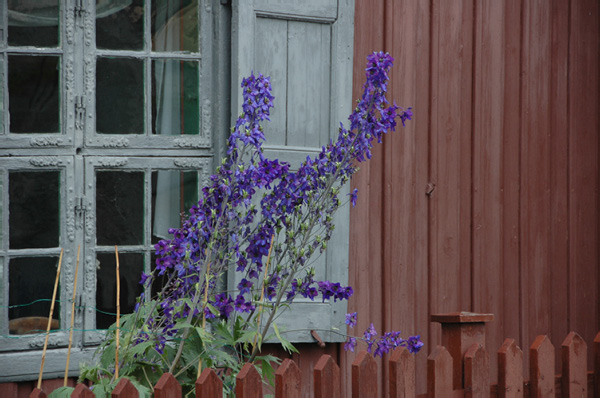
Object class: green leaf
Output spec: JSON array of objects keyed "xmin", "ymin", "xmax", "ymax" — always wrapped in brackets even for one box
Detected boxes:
[
  {"xmin": 48, "ymin": 387, "xmax": 74, "ymax": 398},
  {"xmin": 272, "ymin": 324, "xmax": 298, "ymax": 354}
]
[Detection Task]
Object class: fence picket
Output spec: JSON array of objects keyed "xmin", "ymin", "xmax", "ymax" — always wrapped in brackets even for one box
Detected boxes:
[
  {"xmin": 235, "ymin": 363, "xmax": 262, "ymax": 398},
  {"xmin": 352, "ymin": 350, "xmax": 377, "ymax": 398},
  {"xmin": 594, "ymin": 332, "xmax": 600, "ymax": 398},
  {"xmin": 196, "ymin": 368, "xmax": 223, "ymax": 398},
  {"xmin": 275, "ymin": 358, "xmax": 301, "ymax": 398},
  {"xmin": 71, "ymin": 384, "xmax": 95, "ymax": 398},
  {"xmin": 427, "ymin": 345, "xmax": 453, "ymax": 398},
  {"xmin": 464, "ymin": 343, "xmax": 489, "ymax": 398},
  {"xmin": 29, "ymin": 388, "xmax": 47, "ymax": 398},
  {"xmin": 314, "ymin": 354, "xmax": 340, "ymax": 398},
  {"xmin": 530, "ymin": 335, "xmax": 555, "ymax": 397},
  {"xmin": 389, "ymin": 347, "xmax": 415, "ymax": 398},
  {"xmin": 497, "ymin": 338, "xmax": 523, "ymax": 398},
  {"xmin": 561, "ymin": 332, "xmax": 587, "ymax": 397},
  {"xmin": 112, "ymin": 378, "xmax": 138, "ymax": 398},
  {"xmin": 154, "ymin": 373, "xmax": 181, "ymax": 398}
]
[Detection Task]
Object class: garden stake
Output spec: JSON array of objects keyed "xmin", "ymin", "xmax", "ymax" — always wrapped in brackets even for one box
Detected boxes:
[
  {"xmin": 115, "ymin": 245, "xmax": 121, "ymax": 379},
  {"xmin": 197, "ymin": 260, "xmax": 211, "ymax": 378},
  {"xmin": 37, "ymin": 248, "xmax": 64, "ymax": 390},
  {"xmin": 64, "ymin": 245, "xmax": 81, "ymax": 386},
  {"xmin": 252, "ymin": 234, "xmax": 275, "ymax": 352}
]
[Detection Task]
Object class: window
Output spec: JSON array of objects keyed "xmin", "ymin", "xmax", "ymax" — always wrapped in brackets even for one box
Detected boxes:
[{"xmin": 0, "ymin": 0, "xmax": 354, "ymax": 381}]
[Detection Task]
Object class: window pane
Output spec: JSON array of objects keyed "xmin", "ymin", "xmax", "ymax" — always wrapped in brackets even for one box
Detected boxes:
[
  {"xmin": 96, "ymin": 171, "xmax": 144, "ymax": 246},
  {"xmin": 95, "ymin": 252, "xmax": 144, "ymax": 329},
  {"xmin": 8, "ymin": 55, "xmax": 60, "ymax": 134},
  {"xmin": 96, "ymin": 0, "xmax": 144, "ymax": 51},
  {"xmin": 96, "ymin": 57, "xmax": 144, "ymax": 134},
  {"xmin": 7, "ymin": 0, "xmax": 59, "ymax": 48},
  {"xmin": 9, "ymin": 171, "xmax": 60, "ymax": 249},
  {"xmin": 151, "ymin": 170, "xmax": 198, "ymax": 239},
  {"xmin": 152, "ymin": 60, "xmax": 199, "ymax": 135},
  {"xmin": 8, "ymin": 257, "xmax": 60, "ymax": 335},
  {"xmin": 152, "ymin": 0, "xmax": 199, "ymax": 53}
]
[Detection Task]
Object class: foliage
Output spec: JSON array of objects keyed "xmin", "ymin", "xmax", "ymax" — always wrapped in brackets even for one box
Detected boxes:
[{"xmin": 80, "ymin": 52, "xmax": 422, "ymax": 396}]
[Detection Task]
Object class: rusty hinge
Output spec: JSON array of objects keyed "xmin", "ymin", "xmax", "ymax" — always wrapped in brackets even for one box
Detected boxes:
[
  {"xmin": 75, "ymin": 96, "xmax": 86, "ymax": 130},
  {"xmin": 75, "ymin": 197, "xmax": 87, "ymax": 229}
]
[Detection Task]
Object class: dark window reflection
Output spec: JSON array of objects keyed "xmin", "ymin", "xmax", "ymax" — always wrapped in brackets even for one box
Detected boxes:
[
  {"xmin": 152, "ymin": 60, "xmax": 199, "ymax": 135},
  {"xmin": 9, "ymin": 257, "xmax": 60, "ymax": 335},
  {"xmin": 95, "ymin": 252, "xmax": 144, "ymax": 329},
  {"xmin": 96, "ymin": 171, "xmax": 144, "ymax": 246},
  {"xmin": 9, "ymin": 55, "xmax": 60, "ymax": 134},
  {"xmin": 96, "ymin": 0, "xmax": 144, "ymax": 51},
  {"xmin": 8, "ymin": 0, "xmax": 59, "ymax": 48},
  {"xmin": 96, "ymin": 57, "xmax": 144, "ymax": 134},
  {"xmin": 9, "ymin": 171, "xmax": 60, "ymax": 249},
  {"xmin": 152, "ymin": 0, "xmax": 199, "ymax": 53}
]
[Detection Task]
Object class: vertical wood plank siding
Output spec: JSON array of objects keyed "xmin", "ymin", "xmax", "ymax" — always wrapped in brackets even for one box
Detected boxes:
[{"xmin": 341, "ymin": 0, "xmax": 599, "ymax": 397}]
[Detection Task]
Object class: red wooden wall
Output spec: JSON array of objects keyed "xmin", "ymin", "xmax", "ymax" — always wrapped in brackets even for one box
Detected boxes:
[{"xmin": 339, "ymin": 0, "xmax": 600, "ymax": 396}]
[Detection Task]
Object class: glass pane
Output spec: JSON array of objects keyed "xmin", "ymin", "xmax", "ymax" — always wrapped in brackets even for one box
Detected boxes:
[
  {"xmin": 96, "ymin": 0, "xmax": 144, "ymax": 51},
  {"xmin": 7, "ymin": 0, "xmax": 59, "ymax": 48},
  {"xmin": 96, "ymin": 57, "xmax": 144, "ymax": 134},
  {"xmin": 8, "ymin": 257, "xmax": 60, "ymax": 335},
  {"xmin": 152, "ymin": 0, "xmax": 199, "ymax": 53},
  {"xmin": 9, "ymin": 171, "xmax": 60, "ymax": 249},
  {"xmin": 152, "ymin": 60, "xmax": 199, "ymax": 135},
  {"xmin": 96, "ymin": 171, "xmax": 144, "ymax": 246},
  {"xmin": 9, "ymin": 55, "xmax": 60, "ymax": 134},
  {"xmin": 95, "ymin": 252, "xmax": 144, "ymax": 329},
  {"xmin": 151, "ymin": 170, "xmax": 198, "ymax": 240}
]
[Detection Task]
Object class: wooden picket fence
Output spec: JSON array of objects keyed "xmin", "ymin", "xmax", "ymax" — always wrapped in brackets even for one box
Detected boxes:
[{"xmin": 29, "ymin": 312, "xmax": 600, "ymax": 397}]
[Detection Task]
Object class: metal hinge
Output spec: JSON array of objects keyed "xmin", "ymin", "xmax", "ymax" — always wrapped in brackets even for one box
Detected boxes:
[
  {"xmin": 75, "ymin": 96, "xmax": 86, "ymax": 130},
  {"xmin": 75, "ymin": 197, "xmax": 87, "ymax": 229}
]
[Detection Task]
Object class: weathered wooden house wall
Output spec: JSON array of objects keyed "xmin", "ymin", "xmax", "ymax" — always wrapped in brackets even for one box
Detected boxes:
[{"xmin": 336, "ymin": 0, "xmax": 600, "ymax": 396}]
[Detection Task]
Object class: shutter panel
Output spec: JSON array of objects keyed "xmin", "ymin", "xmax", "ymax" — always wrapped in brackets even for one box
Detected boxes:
[{"xmin": 231, "ymin": 0, "xmax": 355, "ymax": 343}]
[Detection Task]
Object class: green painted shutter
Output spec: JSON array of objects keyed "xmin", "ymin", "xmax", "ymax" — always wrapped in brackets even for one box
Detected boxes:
[{"xmin": 231, "ymin": 0, "xmax": 355, "ymax": 343}]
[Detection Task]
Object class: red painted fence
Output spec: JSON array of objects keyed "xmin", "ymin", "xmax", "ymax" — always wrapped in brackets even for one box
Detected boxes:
[{"xmin": 27, "ymin": 313, "xmax": 600, "ymax": 398}]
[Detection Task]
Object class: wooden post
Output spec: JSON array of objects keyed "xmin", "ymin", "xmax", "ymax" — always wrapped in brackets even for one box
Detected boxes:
[
  {"xmin": 155, "ymin": 373, "xmax": 181, "ymax": 398},
  {"xmin": 497, "ymin": 338, "xmax": 523, "ymax": 398},
  {"xmin": 235, "ymin": 363, "xmax": 262, "ymax": 398},
  {"xmin": 529, "ymin": 335, "xmax": 555, "ymax": 397},
  {"xmin": 275, "ymin": 358, "xmax": 301, "ymax": 398},
  {"xmin": 71, "ymin": 384, "xmax": 95, "ymax": 398},
  {"xmin": 431, "ymin": 312, "xmax": 493, "ymax": 390},
  {"xmin": 352, "ymin": 351, "xmax": 378, "ymax": 398},
  {"xmin": 464, "ymin": 343, "xmax": 490, "ymax": 398},
  {"xmin": 196, "ymin": 368, "xmax": 223, "ymax": 398},
  {"xmin": 427, "ymin": 345, "xmax": 453, "ymax": 398},
  {"xmin": 561, "ymin": 332, "xmax": 587, "ymax": 397},
  {"xmin": 389, "ymin": 347, "xmax": 415, "ymax": 398},
  {"xmin": 314, "ymin": 354, "xmax": 340, "ymax": 398},
  {"xmin": 594, "ymin": 332, "xmax": 600, "ymax": 398},
  {"xmin": 112, "ymin": 378, "xmax": 139, "ymax": 398}
]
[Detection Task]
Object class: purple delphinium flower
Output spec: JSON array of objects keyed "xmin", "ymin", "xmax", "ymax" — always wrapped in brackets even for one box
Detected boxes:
[
  {"xmin": 344, "ymin": 336, "xmax": 357, "ymax": 352},
  {"xmin": 345, "ymin": 312, "xmax": 358, "ymax": 328}
]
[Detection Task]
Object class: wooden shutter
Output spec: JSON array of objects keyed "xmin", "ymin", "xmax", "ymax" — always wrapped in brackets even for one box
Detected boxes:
[{"xmin": 231, "ymin": 0, "xmax": 355, "ymax": 342}]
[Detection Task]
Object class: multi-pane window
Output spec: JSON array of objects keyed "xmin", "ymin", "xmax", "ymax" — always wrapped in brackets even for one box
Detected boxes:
[{"xmin": 0, "ymin": 0, "xmax": 226, "ymax": 380}]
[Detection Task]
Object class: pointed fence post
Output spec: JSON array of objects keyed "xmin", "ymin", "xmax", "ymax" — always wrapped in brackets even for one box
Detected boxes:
[
  {"xmin": 594, "ymin": 332, "xmax": 600, "ymax": 398},
  {"xmin": 314, "ymin": 354, "xmax": 340, "ymax": 398},
  {"xmin": 497, "ymin": 338, "xmax": 523, "ymax": 398},
  {"xmin": 112, "ymin": 378, "xmax": 138, "ymax": 398},
  {"xmin": 72, "ymin": 384, "xmax": 95, "ymax": 398},
  {"xmin": 427, "ymin": 345, "xmax": 453, "ymax": 398},
  {"xmin": 431, "ymin": 312, "xmax": 493, "ymax": 390},
  {"xmin": 155, "ymin": 373, "xmax": 181, "ymax": 398},
  {"xmin": 236, "ymin": 363, "xmax": 262, "ymax": 398},
  {"xmin": 275, "ymin": 359, "xmax": 301, "ymax": 398},
  {"xmin": 464, "ymin": 343, "xmax": 490, "ymax": 398},
  {"xmin": 529, "ymin": 335, "xmax": 555, "ymax": 397},
  {"xmin": 29, "ymin": 388, "xmax": 47, "ymax": 398},
  {"xmin": 389, "ymin": 347, "xmax": 415, "ymax": 398},
  {"xmin": 561, "ymin": 332, "xmax": 587, "ymax": 397},
  {"xmin": 196, "ymin": 368, "xmax": 223, "ymax": 398},
  {"xmin": 352, "ymin": 351, "xmax": 377, "ymax": 398}
]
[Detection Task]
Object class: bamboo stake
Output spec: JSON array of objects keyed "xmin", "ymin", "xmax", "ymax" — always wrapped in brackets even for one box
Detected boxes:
[
  {"xmin": 252, "ymin": 234, "xmax": 275, "ymax": 352},
  {"xmin": 64, "ymin": 245, "xmax": 81, "ymax": 386},
  {"xmin": 197, "ymin": 261, "xmax": 211, "ymax": 378},
  {"xmin": 115, "ymin": 245, "xmax": 121, "ymax": 379},
  {"xmin": 37, "ymin": 248, "xmax": 64, "ymax": 390}
]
